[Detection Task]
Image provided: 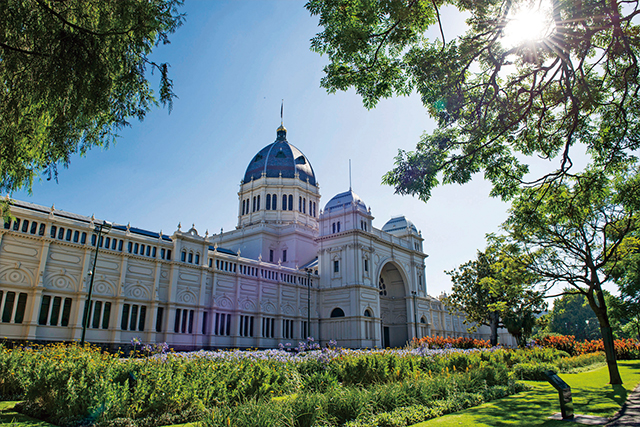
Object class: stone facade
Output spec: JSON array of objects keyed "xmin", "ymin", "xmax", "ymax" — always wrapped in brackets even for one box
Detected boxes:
[{"xmin": 0, "ymin": 125, "xmax": 515, "ymax": 349}]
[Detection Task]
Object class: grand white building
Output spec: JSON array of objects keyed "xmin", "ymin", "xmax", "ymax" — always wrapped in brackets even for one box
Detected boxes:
[{"xmin": 0, "ymin": 124, "xmax": 514, "ymax": 349}]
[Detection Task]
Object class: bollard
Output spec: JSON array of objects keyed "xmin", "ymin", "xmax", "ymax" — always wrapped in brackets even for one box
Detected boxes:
[{"xmin": 545, "ymin": 370, "xmax": 574, "ymax": 419}]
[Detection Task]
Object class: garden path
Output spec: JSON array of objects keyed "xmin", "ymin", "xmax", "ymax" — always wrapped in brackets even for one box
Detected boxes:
[{"xmin": 607, "ymin": 382, "xmax": 640, "ymax": 426}]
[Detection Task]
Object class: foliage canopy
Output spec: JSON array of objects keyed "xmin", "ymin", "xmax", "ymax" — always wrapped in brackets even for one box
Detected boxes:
[
  {"xmin": 445, "ymin": 237, "xmax": 545, "ymax": 347},
  {"xmin": 307, "ymin": 0, "xmax": 640, "ymax": 201},
  {"xmin": 503, "ymin": 166, "xmax": 640, "ymax": 383},
  {"xmin": 0, "ymin": 0, "xmax": 184, "ymax": 195}
]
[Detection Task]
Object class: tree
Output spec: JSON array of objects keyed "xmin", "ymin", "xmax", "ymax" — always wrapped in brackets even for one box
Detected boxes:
[
  {"xmin": 0, "ymin": 0, "xmax": 184, "ymax": 200},
  {"xmin": 548, "ymin": 290, "xmax": 602, "ymax": 341},
  {"xmin": 444, "ymin": 237, "xmax": 545, "ymax": 347},
  {"xmin": 307, "ymin": 0, "xmax": 640, "ymax": 202},
  {"xmin": 504, "ymin": 166, "xmax": 640, "ymax": 384},
  {"xmin": 609, "ymin": 233, "xmax": 640, "ymax": 340}
]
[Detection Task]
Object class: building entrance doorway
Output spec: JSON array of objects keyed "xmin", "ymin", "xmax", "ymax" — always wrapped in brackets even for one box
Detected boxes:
[{"xmin": 378, "ymin": 262, "xmax": 408, "ymax": 348}]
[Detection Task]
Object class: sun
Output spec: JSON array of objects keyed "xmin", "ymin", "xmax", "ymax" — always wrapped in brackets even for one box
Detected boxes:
[{"xmin": 501, "ymin": 1, "xmax": 555, "ymax": 48}]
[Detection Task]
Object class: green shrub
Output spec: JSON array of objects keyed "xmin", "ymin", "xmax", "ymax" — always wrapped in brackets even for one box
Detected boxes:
[
  {"xmin": 556, "ymin": 352, "xmax": 606, "ymax": 372},
  {"xmin": 511, "ymin": 362, "xmax": 558, "ymax": 380}
]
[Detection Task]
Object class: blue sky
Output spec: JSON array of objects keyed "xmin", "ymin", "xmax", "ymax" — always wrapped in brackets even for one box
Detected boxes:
[{"xmin": 14, "ymin": 1, "xmax": 510, "ymax": 298}]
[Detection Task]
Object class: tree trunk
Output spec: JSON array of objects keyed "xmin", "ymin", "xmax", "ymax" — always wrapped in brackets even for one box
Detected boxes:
[
  {"xmin": 600, "ymin": 324, "xmax": 622, "ymax": 384},
  {"xmin": 587, "ymin": 287, "xmax": 622, "ymax": 385},
  {"xmin": 490, "ymin": 311, "xmax": 499, "ymax": 346}
]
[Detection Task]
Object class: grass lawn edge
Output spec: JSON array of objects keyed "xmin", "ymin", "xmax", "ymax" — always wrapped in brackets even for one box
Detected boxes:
[{"xmin": 410, "ymin": 360, "xmax": 640, "ymax": 426}]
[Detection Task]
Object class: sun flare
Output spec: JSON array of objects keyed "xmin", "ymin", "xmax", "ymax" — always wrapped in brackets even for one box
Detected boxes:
[{"xmin": 501, "ymin": 1, "xmax": 555, "ymax": 48}]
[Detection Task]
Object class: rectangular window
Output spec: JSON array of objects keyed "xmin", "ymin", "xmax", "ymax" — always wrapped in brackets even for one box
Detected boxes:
[
  {"xmin": 283, "ymin": 250, "xmax": 287, "ymax": 262},
  {"xmin": 188, "ymin": 310, "xmax": 194, "ymax": 334},
  {"xmin": 59, "ymin": 227, "xmax": 65, "ymax": 240},
  {"xmin": 364, "ymin": 259, "xmax": 369, "ymax": 272},
  {"xmin": 195, "ymin": 253, "xmax": 200, "ymax": 264},
  {"xmin": 181, "ymin": 309, "xmax": 188, "ymax": 333},
  {"xmin": 152, "ymin": 247, "xmax": 157, "ymax": 258},
  {"xmin": 156, "ymin": 307, "xmax": 164, "ymax": 332},
  {"xmin": 49, "ymin": 296, "xmax": 62, "ymax": 326},
  {"xmin": 202, "ymin": 311, "xmax": 208, "ymax": 334},
  {"xmin": 50, "ymin": 225, "xmax": 56, "ymax": 238},
  {"xmin": 188, "ymin": 252, "xmax": 193, "ymax": 263},
  {"xmin": 146, "ymin": 245, "xmax": 151, "ymax": 257},
  {"xmin": 3, "ymin": 219, "xmax": 10, "ymax": 229},
  {"xmin": 121, "ymin": 304, "xmax": 130, "ymax": 330},
  {"xmin": 257, "ymin": 195, "xmax": 260, "ymax": 210},
  {"xmin": 174, "ymin": 309, "xmax": 181, "ymax": 333},
  {"xmin": 118, "ymin": 240, "xmax": 123, "ymax": 251},
  {"xmin": 30, "ymin": 222, "xmax": 37, "ymax": 234},
  {"xmin": 167, "ymin": 250, "xmax": 172, "ymax": 260},
  {"xmin": 2, "ymin": 292, "xmax": 15, "ymax": 323},
  {"xmin": 66, "ymin": 229, "xmax": 72, "ymax": 241},
  {"xmin": 161, "ymin": 248, "xmax": 166, "ymax": 259},
  {"xmin": 73, "ymin": 230, "xmax": 79, "ymax": 242},
  {"xmin": 334, "ymin": 260, "xmax": 340, "ymax": 273},
  {"xmin": 21, "ymin": 220, "xmax": 29, "ymax": 233},
  {"xmin": 81, "ymin": 232, "xmax": 87, "ymax": 244},
  {"xmin": 38, "ymin": 295, "xmax": 51, "ymax": 325},
  {"xmin": 138, "ymin": 305, "xmax": 146, "ymax": 331},
  {"xmin": 226, "ymin": 314, "xmax": 231, "ymax": 335},
  {"xmin": 92, "ymin": 301, "xmax": 102, "ymax": 328},
  {"xmin": 266, "ymin": 194, "xmax": 271, "ymax": 210},
  {"xmin": 102, "ymin": 302, "xmax": 111, "ymax": 329},
  {"xmin": 282, "ymin": 195, "xmax": 287, "ymax": 210},
  {"xmin": 134, "ymin": 243, "xmax": 139, "ymax": 254},
  {"xmin": 14, "ymin": 293, "xmax": 27, "ymax": 323},
  {"xmin": 112, "ymin": 239, "xmax": 117, "ymax": 250},
  {"xmin": 105, "ymin": 237, "xmax": 111, "ymax": 249},
  {"xmin": 140, "ymin": 244, "xmax": 145, "ymax": 255},
  {"xmin": 39, "ymin": 223, "xmax": 46, "ymax": 235},
  {"xmin": 130, "ymin": 305, "xmax": 139, "ymax": 331},
  {"xmin": 13, "ymin": 218, "xmax": 20, "ymax": 231},
  {"xmin": 91, "ymin": 233, "xmax": 96, "ymax": 246}
]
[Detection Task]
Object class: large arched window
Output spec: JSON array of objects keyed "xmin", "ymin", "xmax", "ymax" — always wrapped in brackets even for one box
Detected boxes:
[
  {"xmin": 330, "ymin": 307, "xmax": 345, "ymax": 318},
  {"xmin": 364, "ymin": 309, "xmax": 373, "ymax": 317}
]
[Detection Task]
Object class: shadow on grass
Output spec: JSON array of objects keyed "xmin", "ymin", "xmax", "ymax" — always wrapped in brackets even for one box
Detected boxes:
[
  {"xmin": 415, "ymin": 361, "xmax": 640, "ymax": 427},
  {"xmin": 0, "ymin": 402, "xmax": 55, "ymax": 427}
]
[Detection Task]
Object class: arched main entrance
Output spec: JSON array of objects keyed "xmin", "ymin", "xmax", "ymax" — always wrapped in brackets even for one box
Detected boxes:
[{"xmin": 378, "ymin": 262, "xmax": 408, "ymax": 348}]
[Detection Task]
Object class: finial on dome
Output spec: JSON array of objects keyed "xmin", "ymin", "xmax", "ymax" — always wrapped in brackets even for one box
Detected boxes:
[{"xmin": 277, "ymin": 100, "xmax": 287, "ymax": 140}]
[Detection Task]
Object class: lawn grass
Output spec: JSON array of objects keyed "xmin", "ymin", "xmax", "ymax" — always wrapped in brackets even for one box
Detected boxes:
[
  {"xmin": 0, "ymin": 401, "xmax": 55, "ymax": 427},
  {"xmin": 412, "ymin": 360, "xmax": 640, "ymax": 426}
]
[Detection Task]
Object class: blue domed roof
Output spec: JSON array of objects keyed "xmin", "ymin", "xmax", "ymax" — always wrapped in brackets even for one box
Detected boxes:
[
  {"xmin": 243, "ymin": 126, "xmax": 316, "ymax": 185},
  {"xmin": 324, "ymin": 189, "xmax": 367, "ymax": 214},
  {"xmin": 382, "ymin": 216, "xmax": 418, "ymax": 234}
]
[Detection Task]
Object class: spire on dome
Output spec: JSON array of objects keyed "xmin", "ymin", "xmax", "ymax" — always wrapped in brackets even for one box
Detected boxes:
[{"xmin": 277, "ymin": 100, "xmax": 287, "ymax": 140}]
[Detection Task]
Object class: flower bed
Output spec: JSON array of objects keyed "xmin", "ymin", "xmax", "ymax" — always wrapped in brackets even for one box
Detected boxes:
[
  {"xmin": 535, "ymin": 335, "xmax": 640, "ymax": 359},
  {"xmin": 0, "ymin": 338, "xmax": 614, "ymax": 427}
]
